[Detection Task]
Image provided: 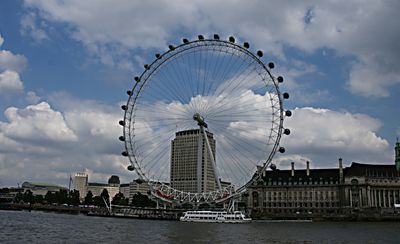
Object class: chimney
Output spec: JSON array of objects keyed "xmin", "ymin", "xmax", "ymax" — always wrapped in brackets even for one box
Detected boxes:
[
  {"xmin": 306, "ymin": 161, "xmax": 310, "ymax": 176},
  {"xmin": 339, "ymin": 158, "xmax": 343, "ymax": 183},
  {"xmin": 291, "ymin": 162, "xmax": 295, "ymax": 177}
]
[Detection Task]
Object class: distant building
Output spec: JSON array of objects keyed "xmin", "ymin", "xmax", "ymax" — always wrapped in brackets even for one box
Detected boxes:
[
  {"xmin": 21, "ymin": 182, "xmax": 67, "ymax": 196},
  {"xmin": 87, "ymin": 175, "xmax": 121, "ymax": 199},
  {"xmin": 170, "ymin": 129, "xmax": 217, "ymax": 193},
  {"xmin": 395, "ymin": 138, "xmax": 400, "ymax": 171},
  {"xmin": 74, "ymin": 173, "xmax": 88, "ymax": 200}
]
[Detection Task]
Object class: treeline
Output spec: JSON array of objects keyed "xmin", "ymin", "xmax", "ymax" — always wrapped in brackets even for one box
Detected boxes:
[
  {"xmin": 14, "ymin": 189, "xmax": 80, "ymax": 206},
  {"xmin": 13, "ymin": 188, "xmax": 156, "ymax": 208}
]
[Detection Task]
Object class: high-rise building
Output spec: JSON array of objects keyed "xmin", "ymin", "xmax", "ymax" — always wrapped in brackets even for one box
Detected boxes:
[
  {"xmin": 395, "ymin": 138, "xmax": 400, "ymax": 171},
  {"xmin": 74, "ymin": 172, "xmax": 88, "ymax": 200},
  {"xmin": 170, "ymin": 129, "xmax": 217, "ymax": 193}
]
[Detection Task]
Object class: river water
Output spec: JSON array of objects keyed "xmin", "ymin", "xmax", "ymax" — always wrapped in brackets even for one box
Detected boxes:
[{"xmin": 1, "ymin": 210, "xmax": 399, "ymax": 243}]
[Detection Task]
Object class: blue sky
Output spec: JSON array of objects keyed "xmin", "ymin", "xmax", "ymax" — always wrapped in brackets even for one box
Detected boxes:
[{"xmin": 0, "ymin": 0, "xmax": 399, "ymax": 187}]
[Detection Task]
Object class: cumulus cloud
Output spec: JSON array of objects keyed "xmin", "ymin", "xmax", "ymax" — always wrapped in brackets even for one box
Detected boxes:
[
  {"xmin": 22, "ymin": 0, "xmax": 400, "ymax": 97},
  {"xmin": 0, "ymin": 70, "xmax": 24, "ymax": 94},
  {"xmin": 0, "ymin": 96, "xmax": 131, "ymax": 186},
  {"xmin": 1, "ymin": 102, "xmax": 78, "ymax": 143},
  {"xmin": 0, "ymin": 50, "xmax": 28, "ymax": 73},
  {"xmin": 277, "ymin": 107, "xmax": 392, "ymax": 168},
  {"xmin": 0, "ymin": 34, "xmax": 3, "ymax": 47}
]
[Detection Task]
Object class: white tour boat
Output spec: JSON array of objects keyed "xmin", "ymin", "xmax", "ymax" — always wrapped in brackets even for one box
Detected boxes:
[{"xmin": 180, "ymin": 211, "xmax": 252, "ymax": 223}]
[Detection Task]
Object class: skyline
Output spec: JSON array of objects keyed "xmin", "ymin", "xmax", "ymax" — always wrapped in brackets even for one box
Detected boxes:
[{"xmin": 0, "ymin": 0, "xmax": 399, "ymax": 187}]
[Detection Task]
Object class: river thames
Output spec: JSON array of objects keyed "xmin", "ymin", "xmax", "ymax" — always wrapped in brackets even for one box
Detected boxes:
[{"xmin": 1, "ymin": 210, "xmax": 400, "ymax": 243}]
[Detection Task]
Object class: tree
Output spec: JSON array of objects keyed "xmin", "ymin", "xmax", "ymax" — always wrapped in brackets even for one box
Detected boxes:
[
  {"xmin": 69, "ymin": 190, "xmax": 80, "ymax": 206},
  {"xmin": 93, "ymin": 196, "xmax": 104, "ymax": 207},
  {"xmin": 23, "ymin": 190, "xmax": 34, "ymax": 203},
  {"xmin": 93, "ymin": 189, "xmax": 110, "ymax": 207},
  {"xmin": 14, "ymin": 192, "xmax": 23, "ymax": 203},
  {"xmin": 131, "ymin": 192, "xmax": 156, "ymax": 207},
  {"xmin": 44, "ymin": 191, "xmax": 56, "ymax": 204},
  {"xmin": 55, "ymin": 189, "xmax": 68, "ymax": 204},
  {"xmin": 84, "ymin": 191, "xmax": 93, "ymax": 205},
  {"xmin": 34, "ymin": 195, "xmax": 44, "ymax": 204},
  {"xmin": 112, "ymin": 192, "xmax": 129, "ymax": 206},
  {"xmin": 100, "ymin": 188, "xmax": 109, "ymax": 201}
]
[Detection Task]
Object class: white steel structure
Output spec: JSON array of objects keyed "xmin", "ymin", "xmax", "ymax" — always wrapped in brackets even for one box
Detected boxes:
[{"xmin": 119, "ymin": 34, "xmax": 291, "ymax": 205}]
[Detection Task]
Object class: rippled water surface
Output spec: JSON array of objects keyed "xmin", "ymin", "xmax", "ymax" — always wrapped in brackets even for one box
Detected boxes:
[{"xmin": 1, "ymin": 210, "xmax": 400, "ymax": 243}]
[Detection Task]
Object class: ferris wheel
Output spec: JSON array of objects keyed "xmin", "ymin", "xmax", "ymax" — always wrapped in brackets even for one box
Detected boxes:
[{"xmin": 119, "ymin": 34, "xmax": 291, "ymax": 204}]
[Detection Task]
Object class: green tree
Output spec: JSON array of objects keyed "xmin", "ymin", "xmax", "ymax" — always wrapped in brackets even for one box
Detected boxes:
[
  {"xmin": 131, "ymin": 192, "xmax": 156, "ymax": 207},
  {"xmin": 44, "ymin": 191, "xmax": 55, "ymax": 204},
  {"xmin": 69, "ymin": 190, "xmax": 80, "ymax": 206},
  {"xmin": 34, "ymin": 195, "xmax": 44, "ymax": 204},
  {"xmin": 23, "ymin": 190, "xmax": 34, "ymax": 203},
  {"xmin": 14, "ymin": 192, "xmax": 24, "ymax": 203},
  {"xmin": 84, "ymin": 191, "xmax": 93, "ymax": 205},
  {"xmin": 112, "ymin": 192, "xmax": 129, "ymax": 206},
  {"xmin": 93, "ymin": 196, "xmax": 104, "ymax": 207}
]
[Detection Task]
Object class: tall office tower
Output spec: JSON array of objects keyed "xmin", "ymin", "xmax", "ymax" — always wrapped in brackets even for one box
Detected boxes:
[
  {"xmin": 74, "ymin": 172, "xmax": 88, "ymax": 200},
  {"xmin": 170, "ymin": 129, "xmax": 217, "ymax": 193},
  {"xmin": 395, "ymin": 138, "xmax": 400, "ymax": 171}
]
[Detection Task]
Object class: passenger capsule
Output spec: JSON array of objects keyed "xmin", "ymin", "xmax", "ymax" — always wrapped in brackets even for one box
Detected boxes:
[
  {"xmin": 257, "ymin": 50, "xmax": 263, "ymax": 57},
  {"xmin": 268, "ymin": 62, "xmax": 275, "ymax": 69},
  {"xmin": 144, "ymin": 64, "xmax": 149, "ymax": 70},
  {"xmin": 183, "ymin": 38, "xmax": 189, "ymax": 44},
  {"xmin": 168, "ymin": 45, "xmax": 175, "ymax": 51},
  {"xmin": 243, "ymin": 42, "xmax": 250, "ymax": 48},
  {"xmin": 155, "ymin": 53, "xmax": 161, "ymax": 59},
  {"xmin": 284, "ymin": 128, "xmax": 291, "ymax": 135},
  {"xmin": 285, "ymin": 110, "xmax": 292, "ymax": 117},
  {"xmin": 126, "ymin": 90, "xmax": 132, "ymax": 96},
  {"xmin": 121, "ymin": 105, "xmax": 127, "ymax": 110},
  {"xmin": 118, "ymin": 136, "xmax": 125, "ymax": 141},
  {"xmin": 198, "ymin": 35, "xmax": 204, "ymax": 40},
  {"xmin": 229, "ymin": 36, "xmax": 235, "ymax": 43},
  {"xmin": 283, "ymin": 92, "xmax": 290, "ymax": 99},
  {"xmin": 277, "ymin": 76, "xmax": 284, "ymax": 83},
  {"xmin": 127, "ymin": 165, "xmax": 135, "ymax": 171},
  {"xmin": 278, "ymin": 147, "xmax": 285, "ymax": 153},
  {"xmin": 119, "ymin": 120, "xmax": 125, "ymax": 126},
  {"xmin": 121, "ymin": 151, "xmax": 129, "ymax": 157},
  {"xmin": 134, "ymin": 76, "xmax": 140, "ymax": 82}
]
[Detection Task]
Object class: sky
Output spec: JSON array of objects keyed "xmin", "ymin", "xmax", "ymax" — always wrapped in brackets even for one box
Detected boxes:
[{"xmin": 0, "ymin": 0, "xmax": 399, "ymax": 187}]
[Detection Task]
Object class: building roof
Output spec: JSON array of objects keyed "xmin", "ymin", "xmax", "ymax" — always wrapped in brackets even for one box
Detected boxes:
[
  {"xmin": 345, "ymin": 162, "xmax": 399, "ymax": 177},
  {"xmin": 260, "ymin": 168, "xmax": 339, "ymax": 183},
  {"xmin": 22, "ymin": 182, "xmax": 67, "ymax": 189},
  {"xmin": 88, "ymin": 182, "xmax": 109, "ymax": 187}
]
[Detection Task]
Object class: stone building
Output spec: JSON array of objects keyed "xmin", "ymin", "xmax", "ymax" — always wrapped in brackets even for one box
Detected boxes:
[{"xmin": 247, "ymin": 155, "xmax": 400, "ymax": 217}]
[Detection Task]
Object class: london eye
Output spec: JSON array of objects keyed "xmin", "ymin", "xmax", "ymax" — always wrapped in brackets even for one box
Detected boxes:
[{"xmin": 119, "ymin": 34, "xmax": 291, "ymax": 204}]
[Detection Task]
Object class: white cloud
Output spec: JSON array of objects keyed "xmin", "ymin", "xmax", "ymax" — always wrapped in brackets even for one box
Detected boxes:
[
  {"xmin": 0, "ymin": 34, "xmax": 3, "ymax": 47},
  {"xmin": 0, "ymin": 50, "xmax": 28, "ymax": 73},
  {"xmin": 1, "ymin": 102, "xmax": 78, "ymax": 143},
  {"xmin": 0, "ymin": 70, "xmax": 24, "ymax": 94},
  {"xmin": 20, "ymin": 12, "xmax": 48, "ymax": 42},
  {"xmin": 26, "ymin": 91, "xmax": 41, "ymax": 104},
  {"xmin": 277, "ymin": 107, "xmax": 392, "ymax": 168},
  {"xmin": 0, "ymin": 95, "xmax": 131, "ymax": 186},
  {"xmin": 23, "ymin": 0, "xmax": 400, "ymax": 97}
]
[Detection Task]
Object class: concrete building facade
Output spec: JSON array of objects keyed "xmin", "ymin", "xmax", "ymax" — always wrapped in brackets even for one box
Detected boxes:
[
  {"xmin": 170, "ymin": 129, "xmax": 217, "ymax": 193},
  {"xmin": 74, "ymin": 173, "xmax": 88, "ymax": 200}
]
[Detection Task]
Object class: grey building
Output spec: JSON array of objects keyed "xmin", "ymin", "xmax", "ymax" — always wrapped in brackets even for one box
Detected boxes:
[{"xmin": 170, "ymin": 129, "xmax": 217, "ymax": 193}]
